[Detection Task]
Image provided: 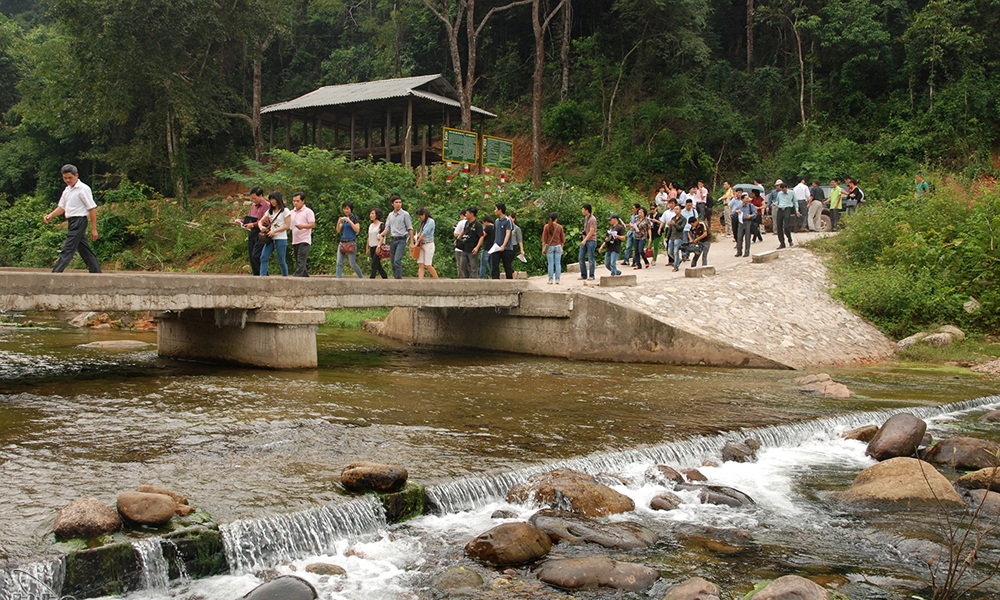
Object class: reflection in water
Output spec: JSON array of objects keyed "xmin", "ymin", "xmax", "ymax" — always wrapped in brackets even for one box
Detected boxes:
[{"xmin": 1, "ymin": 316, "xmax": 1000, "ymax": 598}]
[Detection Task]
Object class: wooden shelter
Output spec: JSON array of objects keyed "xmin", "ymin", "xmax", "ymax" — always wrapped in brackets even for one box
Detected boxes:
[{"xmin": 261, "ymin": 74, "xmax": 496, "ymax": 170}]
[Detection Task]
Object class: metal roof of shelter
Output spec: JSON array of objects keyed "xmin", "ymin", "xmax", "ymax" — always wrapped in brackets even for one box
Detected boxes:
[{"xmin": 261, "ymin": 74, "xmax": 495, "ymax": 118}]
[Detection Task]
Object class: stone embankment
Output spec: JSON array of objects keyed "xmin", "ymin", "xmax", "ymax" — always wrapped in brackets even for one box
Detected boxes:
[{"xmin": 378, "ymin": 235, "xmax": 896, "ymax": 369}]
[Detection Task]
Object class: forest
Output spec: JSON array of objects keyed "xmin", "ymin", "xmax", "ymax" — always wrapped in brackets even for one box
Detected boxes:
[{"xmin": 0, "ymin": 0, "xmax": 996, "ymax": 201}]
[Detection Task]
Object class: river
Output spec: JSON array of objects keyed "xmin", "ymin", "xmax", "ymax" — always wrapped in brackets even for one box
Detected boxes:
[{"xmin": 1, "ymin": 314, "xmax": 999, "ymax": 599}]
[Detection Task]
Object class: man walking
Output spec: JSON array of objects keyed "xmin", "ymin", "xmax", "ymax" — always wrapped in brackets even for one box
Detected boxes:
[
  {"xmin": 774, "ymin": 180, "xmax": 797, "ymax": 248},
  {"xmin": 807, "ymin": 179, "xmax": 825, "ymax": 231},
  {"xmin": 290, "ymin": 192, "xmax": 315, "ymax": 277},
  {"xmin": 490, "ymin": 203, "xmax": 515, "ymax": 280},
  {"xmin": 735, "ymin": 193, "xmax": 757, "ymax": 258},
  {"xmin": 793, "ymin": 178, "xmax": 810, "ymax": 232},
  {"xmin": 578, "ymin": 203, "xmax": 597, "ymax": 280},
  {"xmin": 827, "ymin": 178, "xmax": 843, "ymax": 231},
  {"xmin": 385, "ymin": 195, "xmax": 414, "ymax": 279},
  {"xmin": 453, "ymin": 208, "xmax": 467, "ymax": 275},
  {"xmin": 457, "ymin": 207, "xmax": 484, "ymax": 278},
  {"xmin": 45, "ymin": 164, "xmax": 101, "ymax": 273}
]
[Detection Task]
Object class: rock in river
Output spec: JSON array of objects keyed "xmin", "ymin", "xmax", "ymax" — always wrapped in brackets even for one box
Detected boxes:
[
  {"xmin": 242, "ymin": 575, "xmax": 318, "ymax": 600},
  {"xmin": 660, "ymin": 576, "xmax": 721, "ymax": 600},
  {"xmin": 837, "ymin": 457, "xmax": 963, "ymax": 508},
  {"xmin": 750, "ymin": 575, "xmax": 831, "ymax": 600},
  {"xmin": 866, "ymin": 413, "xmax": 926, "ymax": 461},
  {"xmin": 645, "ymin": 464, "xmax": 685, "ymax": 485},
  {"xmin": 464, "ymin": 522, "xmax": 552, "ymax": 566},
  {"xmin": 721, "ymin": 440, "xmax": 756, "ymax": 463},
  {"xmin": 304, "ymin": 563, "xmax": 346, "ymax": 576},
  {"xmin": 528, "ymin": 508, "xmax": 658, "ymax": 549},
  {"xmin": 53, "ymin": 497, "xmax": 121, "ymax": 539},
  {"xmin": 117, "ymin": 491, "xmax": 177, "ymax": 527},
  {"xmin": 842, "ymin": 424, "xmax": 878, "ymax": 443},
  {"xmin": 341, "ymin": 461, "xmax": 408, "ymax": 493},
  {"xmin": 650, "ymin": 492, "xmax": 683, "ymax": 511},
  {"xmin": 921, "ymin": 437, "xmax": 1000, "ymax": 471},
  {"xmin": 506, "ymin": 468, "xmax": 634, "ymax": 516},
  {"xmin": 676, "ymin": 484, "xmax": 754, "ymax": 508},
  {"xmin": 432, "ymin": 565, "xmax": 484, "ymax": 593},
  {"xmin": 956, "ymin": 467, "xmax": 1000, "ymax": 492},
  {"xmin": 536, "ymin": 556, "xmax": 659, "ymax": 592}
]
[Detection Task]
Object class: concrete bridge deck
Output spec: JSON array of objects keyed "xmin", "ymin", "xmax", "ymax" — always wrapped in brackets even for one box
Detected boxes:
[{"xmin": 0, "ymin": 269, "xmax": 528, "ymax": 312}]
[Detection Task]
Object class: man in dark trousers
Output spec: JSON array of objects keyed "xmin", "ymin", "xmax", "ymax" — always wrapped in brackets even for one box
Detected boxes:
[
  {"xmin": 44, "ymin": 164, "xmax": 101, "ymax": 273},
  {"xmin": 240, "ymin": 186, "xmax": 268, "ymax": 275},
  {"xmin": 490, "ymin": 202, "xmax": 515, "ymax": 280}
]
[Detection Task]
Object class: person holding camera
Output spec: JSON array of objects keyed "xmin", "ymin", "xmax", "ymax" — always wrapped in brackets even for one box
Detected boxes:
[{"xmin": 599, "ymin": 213, "xmax": 627, "ymax": 276}]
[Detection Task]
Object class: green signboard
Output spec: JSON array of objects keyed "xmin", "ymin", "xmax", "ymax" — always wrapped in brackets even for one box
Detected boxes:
[
  {"xmin": 483, "ymin": 136, "xmax": 514, "ymax": 170},
  {"xmin": 442, "ymin": 127, "xmax": 478, "ymax": 164}
]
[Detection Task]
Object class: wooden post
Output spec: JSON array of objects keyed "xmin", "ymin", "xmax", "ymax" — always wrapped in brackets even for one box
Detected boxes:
[
  {"xmin": 269, "ymin": 117, "xmax": 274, "ymax": 151},
  {"xmin": 385, "ymin": 108, "xmax": 391, "ymax": 161},
  {"xmin": 302, "ymin": 120, "xmax": 308, "ymax": 148},
  {"xmin": 365, "ymin": 118, "xmax": 372, "ymax": 157},
  {"xmin": 421, "ymin": 121, "xmax": 428, "ymax": 176},
  {"xmin": 315, "ymin": 117, "xmax": 322, "ymax": 148},
  {"xmin": 477, "ymin": 115, "xmax": 485, "ymax": 174},
  {"xmin": 350, "ymin": 112, "xmax": 356, "ymax": 160},
  {"xmin": 403, "ymin": 99, "xmax": 413, "ymax": 169},
  {"xmin": 285, "ymin": 116, "xmax": 291, "ymax": 150}
]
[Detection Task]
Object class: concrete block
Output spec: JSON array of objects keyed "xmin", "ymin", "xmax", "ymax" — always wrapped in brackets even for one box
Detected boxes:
[
  {"xmin": 499, "ymin": 271, "xmax": 528, "ymax": 280},
  {"xmin": 685, "ymin": 266, "xmax": 716, "ymax": 278},
  {"xmin": 599, "ymin": 275, "xmax": 637, "ymax": 287},
  {"xmin": 752, "ymin": 251, "xmax": 780, "ymax": 264}
]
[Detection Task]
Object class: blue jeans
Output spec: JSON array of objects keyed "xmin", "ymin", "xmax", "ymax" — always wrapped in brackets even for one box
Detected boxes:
[
  {"xmin": 336, "ymin": 248, "xmax": 364, "ymax": 278},
  {"xmin": 622, "ymin": 232, "xmax": 634, "ymax": 262},
  {"xmin": 668, "ymin": 238, "xmax": 684, "ymax": 271},
  {"xmin": 578, "ymin": 240, "xmax": 596, "ymax": 278},
  {"xmin": 479, "ymin": 248, "xmax": 490, "ymax": 279},
  {"xmin": 546, "ymin": 244, "xmax": 563, "ymax": 281},
  {"xmin": 260, "ymin": 238, "xmax": 288, "ymax": 276},
  {"xmin": 605, "ymin": 250, "xmax": 621, "ymax": 276},
  {"xmin": 390, "ymin": 236, "xmax": 407, "ymax": 279}
]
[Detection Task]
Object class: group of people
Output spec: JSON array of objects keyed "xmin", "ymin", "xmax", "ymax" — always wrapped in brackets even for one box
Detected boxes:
[{"xmin": 574, "ymin": 197, "xmax": 713, "ymax": 281}]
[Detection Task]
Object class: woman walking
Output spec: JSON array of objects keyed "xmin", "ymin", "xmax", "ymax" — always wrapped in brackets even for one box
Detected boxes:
[
  {"xmin": 414, "ymin": 207, "xmax": 439, "ymax": 279},
  {"xmin": 367, "ymin": 207, "xmax": 388, "ymax": 279},
  {"xmin": 259, "ymin": 191, "xmax": 291, "ymax": 276},
  {"xmin": 631, "ymin": 207, "xmax": 651, "ymax": 269},
  {"xmin": 541, "ymin": 212, "xmax": 565, "ymax": 284},
  {"xmin": 336, "ymin": 201, "xmax": 364, "ymax": 279}
]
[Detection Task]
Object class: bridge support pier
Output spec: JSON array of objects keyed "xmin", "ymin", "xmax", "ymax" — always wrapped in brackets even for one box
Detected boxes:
[{"xmin": 155, "ymin": 309, "xmax": 326, "ymax": 369}]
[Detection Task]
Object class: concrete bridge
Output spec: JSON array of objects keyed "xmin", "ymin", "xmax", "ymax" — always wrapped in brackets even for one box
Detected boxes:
[{"xmin": 0, "ymin": 269, "xmax": 527, "ymax": 368}]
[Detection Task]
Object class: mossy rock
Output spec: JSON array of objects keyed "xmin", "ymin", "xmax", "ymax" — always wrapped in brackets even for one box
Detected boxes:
[
  {"xmin": 163, "ymin": 525, "xmax": 228, "ymax": 580},
  {"xmin": 374, "ymin": 482, "xmax": 428, "ymax": 523}
]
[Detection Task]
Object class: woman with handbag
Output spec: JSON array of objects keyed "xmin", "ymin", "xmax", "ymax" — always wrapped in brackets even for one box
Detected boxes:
[
  {"xmin": 414, "ymin": 207, "xmax": 439, "ymax": 279},
  {"xmin": 336, "ymin": 201, "xmax": 364, "ymax": 279},
  {"xmin": 259, "ymin": 191, "xmax": 291, "ymax": 276},
  {"xmin": 631, "ymin": 207, "xmax": 651, "ymax": 269},
  {"xmin": 367, "ymin": 207, "xmax": 389, "ymax": 279}
]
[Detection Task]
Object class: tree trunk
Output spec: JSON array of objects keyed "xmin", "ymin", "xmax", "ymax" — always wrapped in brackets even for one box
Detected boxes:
[
  {"xmin": 531, "ymin": 0, "xmax": 567, "ymax": 187},
  {"xmin": 793, "ymin": 22, "xmax": 806, "ymax": 127},
  {"xmin": 251, "ymin": 57, "xmax": 264, "ymax": 163},
  {"xmin": 463, "ymin": 0, "xmax": 477, "ymax": 130},
  {"xmin": 165, "ymin": 111, "xmax": 185, "ymax": 201},
  {"xmin": 746, "ymin": 0, "xmax": 754, "ymax": 71},
  {"xmin": 560, "ymin": 0, "xmax": 572, "ymax": 101}
]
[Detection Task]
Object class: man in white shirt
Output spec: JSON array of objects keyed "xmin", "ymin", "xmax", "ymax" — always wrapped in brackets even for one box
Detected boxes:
[
  {"xmin": 452, "ymin": 209, "xmax": 467, "ymax": 275},
  {"xmin": 793, "ymin": 178, "xmax": 811, "ymax": 232},
  {"xmin": 44, "ymin": 164, "xmax": 101, "ymax": 273}
]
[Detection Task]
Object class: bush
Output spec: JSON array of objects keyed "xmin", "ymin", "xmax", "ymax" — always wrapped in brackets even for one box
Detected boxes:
[{"xmin": 817, "ymin": 180, "xmax": 1000, "ymax": 338}]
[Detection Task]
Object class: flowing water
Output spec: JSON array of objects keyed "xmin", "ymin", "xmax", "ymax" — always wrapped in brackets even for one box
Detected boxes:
[{"xmin": 2, "ymin": 314, "xmax": 1000, "ymax": 599}]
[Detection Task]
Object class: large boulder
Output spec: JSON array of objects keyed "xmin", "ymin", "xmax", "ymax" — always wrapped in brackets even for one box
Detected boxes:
[
  {"xmin": 116, "ymin": 491, "xmax": 177, "ymax": 527},
  {"xmin": 242, "ymin": 575, "xmax": 318, "ymax": 600},
  {"xmin": 464, "ymin": 522, "xmax": 552, "ymax": 566},
  {"xmin": 53, "ymin": 497, "xmax": 121, "ymax": 539},
  {"xmin": 682, "ymin": 469, "xmax": 707, "ymax": 482},
  {"xmin": 536, "ymin": 556, "xmax": 658, "ymax": 592},
  {"xmin": 676, "ymin": 484, "xmax": 754, "ymax": 508},
  {"xmin": 936, "ymin": 325, "xmax": 966, "ymax": 341},
  {"xmin": 837, "ymin": 457, "xmax": 963, "ymax": 508},
  {"xmin": 980, "ymin": 410, "xmax": 1000, "ymax": 423},
  {"xmin": 794, "ymin": 373, "xmax": 853, "ymax": 399},
  {"xmin": 956, "ymin": 467, "xmax": 1000, "ymax": 492},
  {"xmin": 921, "ymin": 437, "xmax": 1000, "ymax": 471},
  {"xmin": 866, "ymin": 414, "xmax": 926, "ymax": 461},
  {"xmin": 507, "ymin": 468, "xmax": 634, "ymax": 517},
  {"xmin": 340, "ymin": 462, "xmax": 408, "ymax": 493},
  {"xmin": 645, "ymin": 465, "xmax": 685, "ymax": 485},
  {"xmin": 721, "ymin": 441, "xmax": 756, "ymax": 463},
  {"xmin": 751, "ymin": 575, "xmax": 831, "ymax": 600},
  {"xmin": 661, "ymin": 577, "xmax": 721, "ymax": 600},
  {"xmin": 923, "ymin": 332, "xmax": 954, "ymax": 347},
  {"xmin": 842, "ymin": 425, "xmax": 879, "ymax": 443},
  {"xmin": 528, "ymin": 509, "xmax": 657, "ymax": 550}
]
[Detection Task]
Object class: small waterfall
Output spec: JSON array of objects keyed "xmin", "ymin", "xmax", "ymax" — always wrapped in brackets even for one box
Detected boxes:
[
  {"xmin": 0, "ymin": 557, "xmax": 65, "ymax": 600},
  {"xmin": 162, "ymin": 539, "xmax": 189, "ymax": 581},
  {"xmin": 134, "ymin": 537, "xmax": 169, "ymax": 591},
  {"xmin": 427, "ymin": 394, "xmax": 1000, "ymax": 513},
  {"xmin": 221, "ymin": 495, "xmax": 387, "ymax": 573}
]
